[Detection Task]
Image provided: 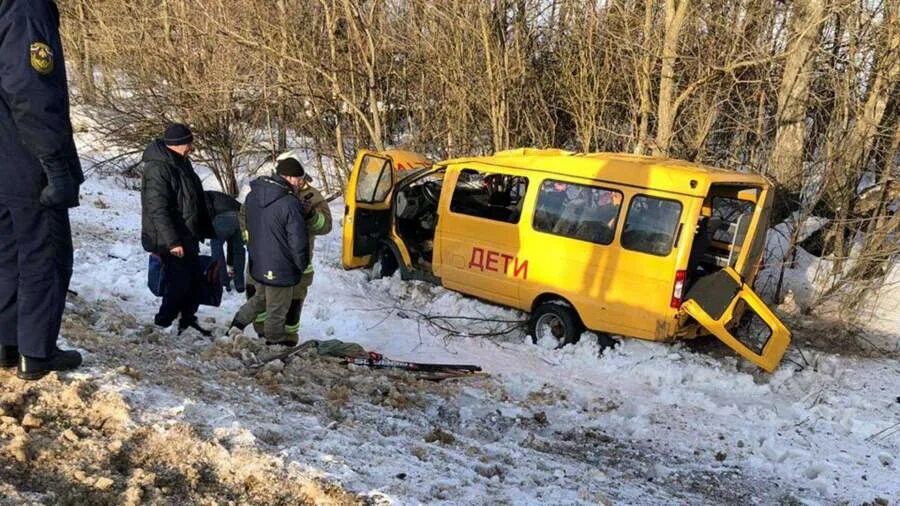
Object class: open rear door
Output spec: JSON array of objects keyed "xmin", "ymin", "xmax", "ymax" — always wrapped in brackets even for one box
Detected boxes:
[
  {"xmin": 342, "ymin": 151, "xmax": 395, "ymax": 269},
  {"xmin": 681, "ymin": 268, "xmax": 790, "ymax": 372},
  {"xmin": 734, "ymin": 186, "xmax": 774, "ymax": 281}
]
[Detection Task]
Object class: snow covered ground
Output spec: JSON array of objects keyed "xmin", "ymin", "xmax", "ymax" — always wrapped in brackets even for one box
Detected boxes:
[{"xmin": 4, "ymin": 133, "xmax": 897, "ymax": 504}]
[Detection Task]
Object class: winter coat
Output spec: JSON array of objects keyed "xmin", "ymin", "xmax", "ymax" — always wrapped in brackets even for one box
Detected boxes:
[
  {"xmin": 205, "ymin": 190, "xmax": 241, "ymax": 219},
  {"xmin": 244, "ymin": 176, "xmax": 310, "ymax": 287},
  {"xmin": 0, "ymin": 0, "xmax": 83, "ymax": 207},
  {"xmin": 140, "ymin": 140, "xmax": 212, "ymax": 256}
]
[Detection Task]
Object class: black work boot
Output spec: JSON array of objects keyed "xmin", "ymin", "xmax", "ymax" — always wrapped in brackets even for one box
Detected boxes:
[
  {"xmin": 17, "ymin": 348, "xmax": 83, "ymax": 381},
  {"xmin": 0, "ymin": 345, "xmax": 19, "ymax": 368},
  {"xmin": 179, "ymin": 320, "xmax": 212, "ymax": 337}
]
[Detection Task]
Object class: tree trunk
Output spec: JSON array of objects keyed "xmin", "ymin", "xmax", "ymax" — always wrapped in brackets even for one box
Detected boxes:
[
  {"xmin": 276, "ymin": 0, "xmax": 289, "ymax": 152},
  {"xmin": 870, "ymin": 119, "xmax": 900, "ymax": 235},
  {"xmin": 653, "ymin": 0, "xmax": 689, "ymax": 157},
  {"xmin": 480, "ymin": 2, "xmax": 509, "ymax": 153},
  {"xmin": 634, "ymin": 0, "xmax": 655, "ymax": 155},
  {"xmin": 829, "ymin": 7, "xmax": 897, "ymax": 274},
  {"xmin": 76, "ymin": 0, "xmax": 95, "ymax": 103},
  {"xmin": 768, "ymin": 0, "xmax": 824, "ymax": 190},
  {"xmin": 162, "ymin": 0, "xmax": 173, "ymax": 49},
  {"xmin": 342, "ymin": 0, "xmax": 385, "ymax": 151},
  {"xmin": 847, "ymin": 119, "xmax": 900, "ymax": 281},
  {"xmin": 749, "ymin": 86, "xmax": 768, "ymax": 170},
  {"xmin": 321, "ymin": 0, "xmax": 350, "ymax": 176}
]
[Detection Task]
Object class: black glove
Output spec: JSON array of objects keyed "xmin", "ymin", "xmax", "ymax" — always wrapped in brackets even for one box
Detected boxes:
[
  {"xmin": 40, "ymin": 160, "xmax": 80, "ymax": 209},
  {"xmin": 299, "ymin": 195, "xmax": 315, "ymax": 219}
]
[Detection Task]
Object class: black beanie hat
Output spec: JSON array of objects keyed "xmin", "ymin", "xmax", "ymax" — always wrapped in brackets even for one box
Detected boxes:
[
  {"xmin": 163, "ymin": 123, "xmax": 194, "ymax": 146},
  {"xmin": 275, "ymin": 158, "xmax": 305, "ymax": 178}
]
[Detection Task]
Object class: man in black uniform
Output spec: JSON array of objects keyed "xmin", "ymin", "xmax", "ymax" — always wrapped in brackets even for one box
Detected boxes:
[
  {"xmin": 140, "ymin": 123, "xmax": 214, "ymax": 336},
  {"xmin": 0, "ymin": 0, "xmax": 85, "ymax": 380}
]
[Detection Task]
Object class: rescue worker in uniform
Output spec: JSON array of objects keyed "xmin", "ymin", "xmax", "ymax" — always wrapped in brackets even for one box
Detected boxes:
[
  {"xmin": 140, "ymin": 123, "xmax": 214, "ymax": 336},
  {"xmin": 230, "ymin": 158, "xmax": 310, "ymax": 345},
  {"xmin": 0, "ymin": 0, "xmax": 85, "ymax": 380},
  {"xmin": 245, "ymin": 154, "xmax": 332, "ymax": 344}
]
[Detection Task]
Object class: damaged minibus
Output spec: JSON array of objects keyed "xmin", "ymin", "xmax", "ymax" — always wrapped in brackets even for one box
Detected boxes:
[{"xmin": 342, "ymin": 148, "xmax": 791, "ymax": 372}]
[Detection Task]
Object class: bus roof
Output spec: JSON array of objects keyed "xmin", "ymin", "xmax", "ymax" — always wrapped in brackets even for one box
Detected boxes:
[{"xmin": 439, "ymin": 148, "xmax": 769, "ymax": 197}]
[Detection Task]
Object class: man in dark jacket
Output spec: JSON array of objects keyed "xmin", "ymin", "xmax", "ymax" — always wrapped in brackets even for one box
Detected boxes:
[
  {"xmin": 0, "ymin": 0, "xmax": 85, "ymax": 380},
  {"xmin": 247, "ymin": 153, "xmax": 332, "ymax": 341},
  {"xmin": 230, "ymin": 159, "xmax": 309, "ymax": 346},
  {"xmin": 205, "ymin": 190, "xmax": 245, "ymax": 293},
  {"xmin": 141, "ymin": 123, "xmax": 213, "ymax": 335}
]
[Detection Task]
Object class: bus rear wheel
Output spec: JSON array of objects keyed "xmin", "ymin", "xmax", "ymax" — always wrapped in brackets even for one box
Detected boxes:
[{"xmin": 529, "ymin": 303, "xmax": 582, "ymax": 348}]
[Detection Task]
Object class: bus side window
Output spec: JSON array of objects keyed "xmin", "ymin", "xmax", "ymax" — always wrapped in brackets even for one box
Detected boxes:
[
  {"xmin": 533, "ymin": 180, "xmax": 622, "ymax": 245},
  {"xmin": 449, "ymin": 169, "xmax": 529, "ymax": 224},
  {"xmin": 621, "ymin": 195, "xmax": 683, "ymax": 256}
]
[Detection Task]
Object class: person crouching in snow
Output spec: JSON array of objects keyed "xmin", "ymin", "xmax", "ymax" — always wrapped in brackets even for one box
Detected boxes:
[
  {"xmin": 205, "ymin": 190, "xmax": 246, "ymax": 293},
  {"xmin": 244, "ymin": 153, "xmax": 332, "ymax": 341},
  {"xmin": 140, "ymin": 123, "xmax": 214, "ymax": 336},
  {"xmin": 229, "ymin": 158, "xmax": 310, "ymax": 346}
]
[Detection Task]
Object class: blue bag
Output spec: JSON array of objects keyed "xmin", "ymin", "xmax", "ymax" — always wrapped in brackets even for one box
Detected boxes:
[
  {"xmin": 148, "ymin": 254, "xmax": 223, "ymax": 306},
  {"xmin": 148, "ymin": 254, "xmax": 166, "ymax": 297}
]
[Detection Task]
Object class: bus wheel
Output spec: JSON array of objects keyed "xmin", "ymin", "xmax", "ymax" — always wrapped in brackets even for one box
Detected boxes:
[{"xmin": 530, "ymin": 303, "xmax": 581, "ymax": 348}]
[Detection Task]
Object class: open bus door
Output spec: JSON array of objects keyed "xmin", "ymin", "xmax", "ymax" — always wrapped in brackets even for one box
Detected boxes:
[
  {"xmin": 681, "ymin": 268, "xmax": 791, "ymax": 372},
  {"xmin": 342, "ymin": 150, "xmax": 432, "ymax": 269},
  {"xmin": 342, "ymin": 151, "xmax": 395, "ymax": 269},
  {"xmin": 682, "ymin": 185, "xmax": 791, "ymax": 372}
]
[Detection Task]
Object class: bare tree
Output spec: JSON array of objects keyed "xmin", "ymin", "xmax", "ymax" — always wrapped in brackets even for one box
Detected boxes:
[
  {"xmin": 768, "ymin": 0, "xmax": 825, "ymax": 192},
  {"xmin": 60, "ymin": 0, "xmax": 897, "ymax": 316}
]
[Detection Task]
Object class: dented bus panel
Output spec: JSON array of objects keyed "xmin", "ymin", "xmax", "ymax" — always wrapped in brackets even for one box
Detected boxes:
[{"xmin": 342, "ymin": 148, "xmax": 792, "ymax": 372}]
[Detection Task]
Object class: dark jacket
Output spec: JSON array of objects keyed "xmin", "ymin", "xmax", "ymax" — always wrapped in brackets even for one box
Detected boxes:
[
  {"xmin": 244, "ymin": 176, "xmax": 309, "ymax": 287},
  {"xmin": 0, "ymin": 0, "xmax": 83, "ymax": 207},
  {"xmin": 205, "ymin": 190, "xmax": 241, "ymax": 219},
  {"xmin": 140, "ymin": 140, "xmax": 212, "ymax": 255}
]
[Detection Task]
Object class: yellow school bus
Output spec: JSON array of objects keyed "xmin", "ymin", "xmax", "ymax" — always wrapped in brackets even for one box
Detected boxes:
[{"xmin": 342, "ymin": 148, "xmax": 791, "ymax": 372}]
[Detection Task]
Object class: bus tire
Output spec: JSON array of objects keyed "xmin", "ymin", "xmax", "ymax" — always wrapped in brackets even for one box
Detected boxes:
[{"xmin": 529, "ymin": 303, "xmax": 582, "ymax": 348}]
